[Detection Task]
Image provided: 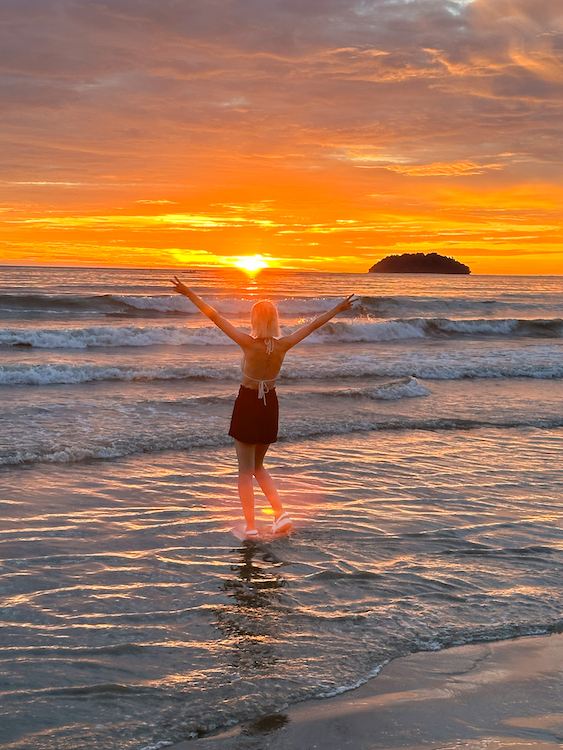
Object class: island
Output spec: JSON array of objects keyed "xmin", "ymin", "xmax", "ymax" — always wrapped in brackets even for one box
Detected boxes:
[{"xmin": 369, "ymin": 252, "xmax": 471, "ymax": 274}]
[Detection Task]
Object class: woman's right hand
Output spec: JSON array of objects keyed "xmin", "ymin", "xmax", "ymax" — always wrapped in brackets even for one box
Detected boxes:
[{"xmin": 335, "ymin": 294, "xmax": 356, "ymax": 312}]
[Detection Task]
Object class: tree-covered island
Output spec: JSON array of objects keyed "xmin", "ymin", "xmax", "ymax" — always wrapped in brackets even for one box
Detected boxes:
[{"xmin": 369, "ymin": 252, "xmax": 471, "ymax": 274}]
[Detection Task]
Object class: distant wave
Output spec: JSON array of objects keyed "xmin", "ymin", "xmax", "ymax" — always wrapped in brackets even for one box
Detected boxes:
[
  {"xmin": 0, "ymin": 293, "xmax": 130, "ymax": 315},
  {"xmin": 0, "ymin": 293, "xmax": 338, "ymax": 318},
  {"xmin": 116, "ymin": 294, "xmax": 342, "ymax": 316},
  {"xmin": 360, "ymin": 294, "xmax": 563, "ymax": 317},
  {"xmin": 2, "ymin": 291, "xmax": 563, "ymax": 320},
  {"xmin": 1, "ymin": 317, "xmax": 562, "ymax": 349}
]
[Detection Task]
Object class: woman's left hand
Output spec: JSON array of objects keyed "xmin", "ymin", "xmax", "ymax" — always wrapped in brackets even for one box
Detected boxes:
[{"xmin": 335, "ymin": 294, "xmax": 356, "ymax": 312}]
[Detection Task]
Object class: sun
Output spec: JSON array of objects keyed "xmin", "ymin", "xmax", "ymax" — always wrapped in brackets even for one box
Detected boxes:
[{"xmin": 232, "ymin": 255, "xmax": 269, "ymax": 274}]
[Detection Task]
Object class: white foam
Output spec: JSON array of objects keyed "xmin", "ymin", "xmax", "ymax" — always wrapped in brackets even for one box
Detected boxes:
[
  {"xmin": 0, "ymin": 429, "xmax": 233, "ymax": 467},
  {"xmin": 0, "ymin": 363, "xmax": 239, "ymax": 386},
  {"xmin": 0, "ymin": 324, "xmax": 233, "ymax": 349},
  {"xmin": 2, "ymin": 342, "xmax": 563, "ymax": 386},
  {"xmin": 0, "ymin": 320, "xmax": 427, "ymax": 349},
  {"xmin": 114, "ymin": 294, "xmax": 197, "ymax": 313},
  {"xmin": 378, "ymin": 294, "xmax": 563, "ymax": 316},
  {"xmin": 5, "ymin": 412, "xmax": 563, "ymax": 468},
  {"xmin": 326, "ymin": 377, "xmax": 430, "ymax": 400},
  {"xmin": 0, "ymin": 319, "xmax": 430, "ymax": 350},
  {"xmin": 433, "ymin": 319, "xmax": 518, "ymax": 335},
  {"xmin": 281, "ymin": 346, "xmax": 563, "ymax": 381},
  {"xmin": 308, "ymin": 320, "xmax": 426, "ymax": 343},
  {"xmin": 113, "ymin": 293, "xmax": 563, "ymax": 318},
  {"xmin": 317, "ymin": 660, "xmax": 389, "ymax": 698}
]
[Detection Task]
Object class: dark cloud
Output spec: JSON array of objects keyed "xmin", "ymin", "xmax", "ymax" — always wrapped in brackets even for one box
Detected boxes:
[{"xmin": 0, "ymin": 0, "xmax": 562, "ymax": 185}]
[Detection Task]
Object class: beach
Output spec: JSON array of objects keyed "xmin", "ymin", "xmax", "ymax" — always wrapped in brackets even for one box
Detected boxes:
[
  {"xmin": 175, "ymin": 632, "xmax": 563, "ymax": 750},
  {"xmin": 1, "ymin": 267, "xmax": 563, "ymax": 750}
]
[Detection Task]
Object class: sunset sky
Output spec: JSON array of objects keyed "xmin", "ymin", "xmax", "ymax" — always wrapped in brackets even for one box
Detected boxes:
[{"xmin": 1, "ymin": 0, "xmax": 562, "ymax": 273}]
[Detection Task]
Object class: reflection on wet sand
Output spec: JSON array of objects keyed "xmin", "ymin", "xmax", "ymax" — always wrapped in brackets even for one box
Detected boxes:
[{"xmin": 215, "ymin": 541, "xmax": 287, "ymax": 673}]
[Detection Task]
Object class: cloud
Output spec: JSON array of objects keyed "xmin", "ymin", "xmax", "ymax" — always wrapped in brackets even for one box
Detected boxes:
[
  {"xmin": 136, "ymin": 199, "xmax": 178, "ymax": 204},
  {"xmin": 4, "ymin": 212, "xmax": 277, "ymax": 230},
  {"xmin": 381, "ymin": 160, "xmax": 505, "ymax": 176},
  {"xmin": 1, "ymin": 2, "xmax": 561, "ymax": 140},
  {"xmin": 1, "ymin": 0, "xmax": 562, "ymax": 271}
]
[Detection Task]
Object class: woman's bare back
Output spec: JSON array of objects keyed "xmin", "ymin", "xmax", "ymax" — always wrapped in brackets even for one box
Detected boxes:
[{"xmin": 240, "ymin": 337, "xmax": 288, "ymax": 389}]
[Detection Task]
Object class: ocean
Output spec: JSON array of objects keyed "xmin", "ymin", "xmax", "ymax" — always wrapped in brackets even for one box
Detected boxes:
[{"xmin": 1, "ymin": 266, "xmax": 563, "ymax": 749}]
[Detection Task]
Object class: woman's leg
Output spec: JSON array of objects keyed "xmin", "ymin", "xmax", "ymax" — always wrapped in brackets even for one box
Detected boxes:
[
  {"xmin": 234, "ymin": 440, "xmax": 258, "ymax": 531},
  {"xmin": 253, "ymin": 443, "xmax": 284, "ymax": 519}
]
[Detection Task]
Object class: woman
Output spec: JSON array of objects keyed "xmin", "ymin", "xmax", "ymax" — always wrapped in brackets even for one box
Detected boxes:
[{"xmin": 171, "ymin": 276, "xmax": 354, "ymax": 538}]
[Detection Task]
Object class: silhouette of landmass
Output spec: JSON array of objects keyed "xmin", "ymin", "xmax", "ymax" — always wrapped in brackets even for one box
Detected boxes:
[{"xmin": 369, "ymin": 252, "xmax": 471, "ymax": 274}]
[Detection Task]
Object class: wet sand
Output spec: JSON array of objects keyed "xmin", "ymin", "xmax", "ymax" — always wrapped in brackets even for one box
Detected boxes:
[{"xmin": 171, "ymin": 633, "xmax": 563, "ymax": 750}]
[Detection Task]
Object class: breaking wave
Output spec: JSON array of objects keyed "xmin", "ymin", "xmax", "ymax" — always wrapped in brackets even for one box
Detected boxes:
[
  {"xmin": 318, "ymin": 377, "xmax": 431, "ymax": 400},
  {"xmin": 2, "ymin": 345, "xmax": 562, "ymax": 386},
  {"xmin": 1, "ymin": 317, "xmax": 562, "ymax": 349},
  {"xmin": 0, "ymin": 293, "xmax": 338, "ymax": 318},
  {"xmin": 2, "ymin": 290, "xmax": 563, "ymax": 321}
]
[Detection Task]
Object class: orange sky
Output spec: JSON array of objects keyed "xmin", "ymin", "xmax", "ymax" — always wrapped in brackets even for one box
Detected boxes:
[{"xmin": 1, "ymin": 0, "xmax": 563, "ymax": 274}]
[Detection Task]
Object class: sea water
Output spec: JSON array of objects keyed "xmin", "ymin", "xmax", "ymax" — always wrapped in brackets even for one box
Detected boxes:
[{"xmin": 1, "ymin": 266, "xmax": 563, "ymax": 749}]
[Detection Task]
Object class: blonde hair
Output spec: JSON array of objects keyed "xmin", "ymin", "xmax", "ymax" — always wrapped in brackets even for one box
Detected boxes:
[{"xmin": 251, "ymin": 300, "xmax": 281, "ymax": 339}]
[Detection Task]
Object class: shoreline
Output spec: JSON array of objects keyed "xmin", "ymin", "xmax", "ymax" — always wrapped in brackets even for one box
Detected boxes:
[{"xmin": 169, "ymin": 632, "xmax": 563, "ymax": 750}]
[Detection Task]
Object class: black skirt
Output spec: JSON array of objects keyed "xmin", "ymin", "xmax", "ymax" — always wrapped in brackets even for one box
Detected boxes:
[{"xmin": 228, "ymin": 386, "xmax": 279, "ymax": 444}]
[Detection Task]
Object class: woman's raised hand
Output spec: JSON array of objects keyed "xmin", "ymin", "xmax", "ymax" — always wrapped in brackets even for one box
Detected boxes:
[
  {"xmin": 170, "ymin": 275, "xmax": 189, "ymax": 295},
  {"xmin": 335, "ymin": 294, "xmax": 356, "ymax": 313}
]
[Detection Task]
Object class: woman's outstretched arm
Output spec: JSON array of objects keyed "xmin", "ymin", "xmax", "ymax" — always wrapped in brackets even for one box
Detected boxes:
[
  {"xmin": 282, "ymin": 294, "xmax": 355, "ymax": 349},
  {"xmin": 170, "ymin": 276, "xmax": 252, "ymax": 347}
]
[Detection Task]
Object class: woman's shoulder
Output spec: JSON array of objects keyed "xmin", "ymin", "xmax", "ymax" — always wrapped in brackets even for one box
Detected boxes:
[
  {"xmin": 272, "ymin": 334, "xmax": 292, "ymax": 351},
  {"xmin": 243, "ymin": 337, "xmax": 270, "ymax": 354}
]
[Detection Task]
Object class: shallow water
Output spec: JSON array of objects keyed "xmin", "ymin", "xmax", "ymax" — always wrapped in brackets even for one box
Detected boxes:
[
  {"xmin": 1, "ymin": 267, "xmax": 563, "ymax": 749},
  {"xmin": 2, "ymin": 429, "xmax": 563, "ymax": 749}
]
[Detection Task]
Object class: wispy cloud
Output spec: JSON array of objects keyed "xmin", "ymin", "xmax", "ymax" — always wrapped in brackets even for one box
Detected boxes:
[
  {"xmin": 382, "ymin": 161, "xmax": 505, "ymax": 176},
  {"xmin": 4, "ymin": 213, "xmax": 277, "ymax": 229}
]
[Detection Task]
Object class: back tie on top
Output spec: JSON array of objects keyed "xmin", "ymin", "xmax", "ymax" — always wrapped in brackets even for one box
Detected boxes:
[{"xmin": 242, "ymin": 337, "xmax": 275, "ymax": 404}]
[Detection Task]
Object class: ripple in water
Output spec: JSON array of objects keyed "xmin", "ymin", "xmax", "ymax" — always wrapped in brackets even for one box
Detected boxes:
[{"xmin": 2, "ymin": 428, "xmax": 563, "ymax": 748}]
